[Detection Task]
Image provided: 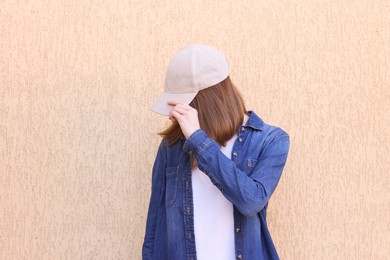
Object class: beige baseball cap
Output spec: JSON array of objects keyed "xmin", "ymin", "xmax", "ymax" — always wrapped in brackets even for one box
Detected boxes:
[{"xmin": 151, "ymin": 44, "xmax": 229, "ymax": 116}]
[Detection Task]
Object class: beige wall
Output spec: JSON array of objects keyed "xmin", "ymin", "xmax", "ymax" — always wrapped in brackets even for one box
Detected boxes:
[{"xmin": 1, "ymin": 1, "xmax": 389, "ymax": 259}]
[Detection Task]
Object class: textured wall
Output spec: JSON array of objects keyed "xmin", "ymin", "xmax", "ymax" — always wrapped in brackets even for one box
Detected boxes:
[{"xmin": 0, "ymin": 1, "xmax": 389, "ymax": 259}]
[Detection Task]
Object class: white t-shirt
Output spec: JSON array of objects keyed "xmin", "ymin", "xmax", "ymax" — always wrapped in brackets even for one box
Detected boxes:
[{"xmin": 192, "ymin": 130, "xmax": 244, "ymax": 259}]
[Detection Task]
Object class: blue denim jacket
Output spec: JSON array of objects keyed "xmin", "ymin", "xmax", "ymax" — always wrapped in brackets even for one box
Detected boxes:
[{"xmin": 142, "ymin": 111, "xmax": 290, "ymax": 260}]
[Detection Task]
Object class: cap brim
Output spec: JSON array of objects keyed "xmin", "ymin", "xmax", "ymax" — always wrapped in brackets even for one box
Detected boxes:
[{"xmin": 151, "ymin": 91, "xmax": 198, "ymax": 116}]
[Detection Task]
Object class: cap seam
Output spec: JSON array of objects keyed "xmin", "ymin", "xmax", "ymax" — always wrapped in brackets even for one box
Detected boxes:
[{"xmin": 189, "ymin": 47, "xmax": 196, "ymax": 91}]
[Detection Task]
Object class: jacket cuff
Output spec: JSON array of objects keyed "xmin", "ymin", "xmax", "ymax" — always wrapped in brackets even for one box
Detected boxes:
[{"xmin": 183, "ymin": 129, "xmax": 213, "ymax": 156}]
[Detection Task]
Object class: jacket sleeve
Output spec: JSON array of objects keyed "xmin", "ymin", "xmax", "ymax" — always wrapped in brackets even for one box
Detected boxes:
[
  {"xmin": 183, "ymin": 129, "xmax": 290, "ymax": 217},
  {"xmin": 142, "ymin": 141, "xmax": 166, "ymax": 260}
]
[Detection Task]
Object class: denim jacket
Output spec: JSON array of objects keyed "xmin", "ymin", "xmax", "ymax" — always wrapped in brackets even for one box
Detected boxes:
[{"xmin": 142, "ymin": 111, "xmax": 290, "ymax": 260}]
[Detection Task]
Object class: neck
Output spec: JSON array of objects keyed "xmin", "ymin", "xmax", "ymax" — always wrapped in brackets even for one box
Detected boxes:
[{"xmin": 243, "ymin": 114, "xmax": 249, "ymax": 125}]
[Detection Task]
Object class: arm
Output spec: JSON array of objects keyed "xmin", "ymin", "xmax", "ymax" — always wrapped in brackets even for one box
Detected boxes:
[
  {"xmin": 142, "ymin": 141, "xmax": 166, "ymax": 259},
  {"xmin": 183, "ymin": 129, "xmax": 290, "ymax": 217}
]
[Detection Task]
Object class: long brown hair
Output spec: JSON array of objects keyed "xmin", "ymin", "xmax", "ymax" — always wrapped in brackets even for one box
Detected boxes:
[{"xmin": 158, "ymin": 76, "xmax": 248, "ymax": 168}]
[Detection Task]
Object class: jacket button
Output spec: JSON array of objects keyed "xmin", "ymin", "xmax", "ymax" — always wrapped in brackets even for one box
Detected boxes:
[
  {"xmin": 237, "ymin": 255, "xmax": 242, "ymax": 259},
  {"xmin": 238, "ymin": 137, "xmax": 243, "ymax": 142},
  {"xmin": 236, "ymin": 228, "xmax": 240, "ymax": 233},
  {"xmin": 233, "ymin": 152, "xmax": 238, "ymax": 157},
  {"xmin": 241, "ymin": 126, "xmax": 245, "ymax": 131}
]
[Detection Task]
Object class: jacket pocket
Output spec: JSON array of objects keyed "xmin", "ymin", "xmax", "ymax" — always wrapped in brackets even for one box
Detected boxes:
[
  {"xmin": 165, "ymin": 166, "xmax": 179, "ymax": 208},
  {"xmin": 245, "ymin": 159, "xmax": 258, "ymax": 175}
]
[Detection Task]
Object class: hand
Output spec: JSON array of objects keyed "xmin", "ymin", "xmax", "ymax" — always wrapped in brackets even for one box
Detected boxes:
[{"xmin": 167, "ymin": 101, "xmax": 200, "ymax": 139}]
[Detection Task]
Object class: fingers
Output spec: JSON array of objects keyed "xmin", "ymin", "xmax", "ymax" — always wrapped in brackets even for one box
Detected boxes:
[
  {"xmin": 167, "ymin": 100, "xmax": 200, "ymax": 139},
  {"xmin": 167, "ymin": 101, "xmax": 192, "ymax": 110},
  {"xmin": 169, "ymin": 107, "xmax": 185, "ymax": 119},
  {"xmin": 168, "ymin": 115, "xmax": 177, "ymax": 123},
  {"xmin": 168, "ymin": 101, "xmax": 194, "ymax": 117},
  {"xmin": 170, "ymin": 110, "xmax": 182, "ymax": 118},
  {"xmin": 174, "ymin": 106, "xmax": 190, "ymax": 114},
  {"xmin": 169, "ymin": 110, "xmax": 183, "ymax": 123},
  {"xmin": 167, "ymin": 101, "xmax": 198, "ymax": 128},
  {"xmin": 167, "ymin": 100, "xmax": 184, "ymax": 106}
]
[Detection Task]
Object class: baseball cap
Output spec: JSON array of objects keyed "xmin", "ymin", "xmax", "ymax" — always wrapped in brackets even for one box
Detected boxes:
[{"xmin": 151, "ymin": 44, "xmax": 229, "ymax": 116}]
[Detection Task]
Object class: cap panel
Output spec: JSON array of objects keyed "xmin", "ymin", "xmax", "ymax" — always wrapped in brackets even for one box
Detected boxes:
[
  {"xmin": 164, "ymin": 48, "xmax": 197, "ymax": 94},
  {"xmin": 151, "ymin": 44, "xmax": 230, "ymax": 116},
  {"xmin": 190, "ymin": 45, "xmax": 229, "ymax": 90}
]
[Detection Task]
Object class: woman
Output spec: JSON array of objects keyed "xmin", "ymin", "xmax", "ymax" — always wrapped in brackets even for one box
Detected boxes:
[{"xmin": 142, "ymin": 44, "xmax": 290, "ymax": 260}]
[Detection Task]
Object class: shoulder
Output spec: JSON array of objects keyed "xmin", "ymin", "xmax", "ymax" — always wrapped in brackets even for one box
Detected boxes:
[
  {"xmin": 261, "ymin": 125, "xmax": 290, "ymax": 156},
  {"xmin": 157, "ymin": 137, "xmax": 186, "ymax": 163},
  {"xmin": 159, "ymin": 137, "xmax": 185, "ymax": 150},
  {"xmin": 248, "ymin": 110, "xmax": 289, "ymax": 139},
  {"xmin": 264, "ymin": 124, "xmax": 289, "ymax": 141},
  {"xmin": 248, "ymin": 111, "xmax": 290, "ymax": 152}
]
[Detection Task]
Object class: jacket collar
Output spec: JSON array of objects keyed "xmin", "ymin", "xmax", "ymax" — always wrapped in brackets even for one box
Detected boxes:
[{"xmin": 244, "ymin": 110, "xmax": 264, "ymax": 131}]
